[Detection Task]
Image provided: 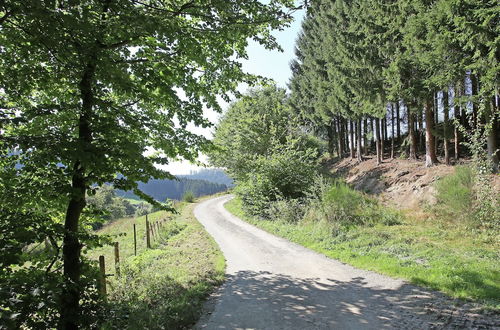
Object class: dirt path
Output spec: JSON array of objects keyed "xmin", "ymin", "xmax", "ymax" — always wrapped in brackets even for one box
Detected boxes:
[{"xmin": 193, "ymin": 195, "xmax": 498, "ymax": 329}]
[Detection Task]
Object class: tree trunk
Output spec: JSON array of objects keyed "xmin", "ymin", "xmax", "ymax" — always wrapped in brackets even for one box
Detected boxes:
[
  {"xmin": 418, "ymin": 109, "xmax": 424, "ymax": 153},
  {"xmin": 391, "ymin": 103, "xmax": 395, "ymax": 159},
  {"xmin": 356, "ymin": 119, "xmax": 363, "ymax": 162},
  {"xmin": 61, "ymin": 62, "xmax": 95, "ymax": 329},
  {"xmin": 383, "ymin": 117, "xmax": 388, "ymax": 144},
  {"xmin": 363, "ymin": 118, "xmax": 369, "ymax": 156},
  {"xmin": 337, "ymin": 117, "xmax": 344, "ymax": 157},
  {"xmin": 454, "ymin": 84, "xmax": 460, "ymax": 160},
  {"xmin": 396, "ymin": 101, "xmax": 401, "ymax": 139},
  {"xmin": 326, "ymin": 121, "xmax": 336, "ymax": 158},
  {"xmin": 487, "ymin": 99, "xmax": 499, "ymax": 173},
  {"xmin": 434, "ymin": 92, "xmax": 439, "ymax": 157},
  {"xmin": 471, "ymin": 74, "xmax": 478, "ymax": 129},
  {"xmin": 425, "ymin": 97, "xmax": 439, "ymax": 167},
  {"xmin": 380, "ymin": 118, "xmax": 385, "ymax": 160},
  {"xmin": 349, "ymin": 120, "xmax": 355, "ymax": 159},
  {"xmin": 370, "ymin": 118, "xmax": 374, "ymax": 148},
  {"xmin": 443, "ymin": 88, "xmax": 450, "ymax": 165},
  {"xmin": 408, "ymin": 104, "xmax": 417, "ymax": 160},
  {"xmin": 375, "ymin": 118, "xmax": 382, "ymax": 165}
]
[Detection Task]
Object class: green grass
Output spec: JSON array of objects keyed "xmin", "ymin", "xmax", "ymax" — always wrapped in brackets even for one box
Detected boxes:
[
  {"xmin": 225, "ymin": 197, "xmax": 500, "ymax": 309},
  {"xmin": 86, "ymin": 198, "xmax": 225, "ymax": 329}
]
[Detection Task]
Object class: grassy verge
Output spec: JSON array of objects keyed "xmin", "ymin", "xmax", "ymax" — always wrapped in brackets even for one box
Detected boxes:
[
  {"xmin": 87, "ymin": 198, "xmax": 225, "ymax": 329},
  {"xmin": 225, "ymin": 197, "xmax": 499, "ymax": 309}
]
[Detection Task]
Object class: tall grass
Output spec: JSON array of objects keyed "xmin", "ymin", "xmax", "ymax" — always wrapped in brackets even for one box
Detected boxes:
[
  {"xmin": 434, "ymin": 165, "xmax": 499, "ymax": 231},
  {"xmin": 434, "ymin": 166, "xmax": 474, "ymax": 222}
]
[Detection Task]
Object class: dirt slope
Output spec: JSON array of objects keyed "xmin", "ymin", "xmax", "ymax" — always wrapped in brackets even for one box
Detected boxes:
[{"xmin": 329, "ymin": 157, "xmax": 465, "ymax": 209}]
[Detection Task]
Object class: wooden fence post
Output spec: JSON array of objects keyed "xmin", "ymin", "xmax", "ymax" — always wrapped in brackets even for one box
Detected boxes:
[
  {"xmin": 146, "ymin": 215, "xmax": 151, "ymax": 248},
  {"xmin": 114, "ymin": 242, "xmax": 120, "ymax": 277},
  {"xmin": 133, "ymin": 224, "xmax": 137, "ymax": 256},
  {"xmin": 98, "ymin": 255, "xmax": 107, "ymax": 297}
]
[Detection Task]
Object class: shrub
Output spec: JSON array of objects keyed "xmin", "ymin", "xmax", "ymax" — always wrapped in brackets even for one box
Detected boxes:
[
  {"xmin": 267, "ymin": 198, "xmax": 308, "ymax": 224},
  {"xmin": 235, "ymin": 139, "xmax": 318, "ymax": 218},
  {"xmin": 304, "ymin": 179, "xmax": 401, "ymax": 231},
  {"xmin": 182, "ymin": 190, "xmax": 195, "ymax": 203}
]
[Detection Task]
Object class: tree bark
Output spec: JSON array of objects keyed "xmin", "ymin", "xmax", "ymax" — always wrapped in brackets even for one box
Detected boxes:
[
  {"xmin": 391, "ymin": 103, "xmax": 395, "ymax": 159},
  {"xmin": 349, "ymin": 120, "xmax": 355, "ymax": 159},
  {"xmin": 454, "ymin": 84, "xmax": 460, "ymax": 160},
  {"xmin": 337, "ymin": 117, "xmax": 344, "ymax": 157},
  {"xmin": 326, "ymin": 121, "xmax": 336, "ymax": 158},
  {"xmin": 434, "ymin": 92, "xmax": 439, "ymax": 157},
  {"xmin": 425, "ymin": 97, "xmax": 439, "ymax": 167},
  {"xmin": 471, "ymin": 74, "xmax": 478, "ymax": 129},
  {"xmin": 375, "ymin": 118, "xmax": 382, "ymax": 165},
  {"xmin": 443, "ymin": 88, "xmax": 450, "ymax": 165},
  {"xmin": 356, "ymin": 119, "xmax": 363, "ymax": 162},
  {"xmin": 418, "ymin": 109, "xmax": 424, "ymax": 153},
  {"xmin": 380, "ymin": 117, "xmax": 385, "ymax": 160},
  {"xmin": 363, "ymin": 117, "xmax": 369, "ymax": 156},
  {"xmin": 396, "ymin": 101, "xmax": 401, "ymax": 139},
  {"xmin": 408, "ymin": 104, "xmax": 417, "ymax": 160},
  {"xmin": 487, "ymin": 98, "xmax": 499, "ymax": 173},
  {"xmin": 60, "ymin": 61, "xmax": 95, "ymax": 329}
]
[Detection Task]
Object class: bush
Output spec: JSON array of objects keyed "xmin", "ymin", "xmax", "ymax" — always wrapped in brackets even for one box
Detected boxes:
[
  {"xmin": 267, "ymin": 198, "xmax": 308, "ymax": 224},
  {"xmin": 182, "ymin": 190, "xmax": 195, "ymax": 203},
  {"xmin": 304, "ymin": 179, "xmax": 401, "ymax": 232},
  {"xmin": 235, "ymin": 139, "xmax": 318, "ymax": 218}
]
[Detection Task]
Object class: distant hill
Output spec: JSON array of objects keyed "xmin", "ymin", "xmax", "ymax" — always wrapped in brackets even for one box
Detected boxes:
[
  {"xmin": 178, "ymin": 168, "xmax": 234, "ymax": 187},
  {"xmin": 116, "ymin": 177, "xmax": 228, "ymax": 202}
]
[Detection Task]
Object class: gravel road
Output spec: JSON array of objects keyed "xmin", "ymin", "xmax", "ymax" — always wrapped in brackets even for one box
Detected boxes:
[{"xmin": 194, "ymin": 195, "xmax": 499, "ymax": 330}]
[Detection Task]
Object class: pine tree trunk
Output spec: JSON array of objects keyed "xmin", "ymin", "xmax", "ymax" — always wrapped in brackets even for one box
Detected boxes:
[
  {"xmin": 471, "ymin": 74, "xmax": 478, "ymax": 129},
  {"xmin": 391, "ymin": 103, "xmax": 395, "ymax": 159},
  {"xmin": 61, "ymin": 61, "xmax": 96, "ymax": 329},
  {"xmin": 349, "ymin": 120, "xmax": 355, "ymax": 159},
  {"xmin": 380, "ymin": 118, "xmax": 385, "ymax": 160},
  {"xmin": 396, "ymin": 101, "xmax": 401, "ymax": 140},
  {"xmin": 326, "ymin": 121, "xmax": 336, "ymax": 158},
  {"xmin": 337, "ymin": 117, "xmax": 344, "ymax": 157},
  {"xmin": 425, "ymin": 97, "xmax": 439, "ymax": 167},
  {"xmin": 357, "ymin": 119, "xmax": 363, "ymax": 162},
  {"xmin": 454, "ymin": 83, "xmax": 460, "ymax": 160},
  {"xmin": 408, "ymin": 105, "xmax": 417, "ymax": 160},
  {"xmin": 487, "ymin": 98, "xmax": 499, "ymax": 173},
  {"xmin": 383, "ymin": 117, "xmax": 388, "ymax": 144},
  {"xmin": 418, "ymin": 110, "xmax": 424, "ymax": 153},
  {"xmin": 375, "ymin": 118, "xmax": 382, "ymax": 165},
  {"xmin": 363, "ymin": 118, "xmax": 369, "ymax": 156},
  {"xmin": 443, "ymin": 88, "xmax": 450, "ymax": 165},
  {"xmin": 370, "ymin": 118, "xmax": 374, "ymax": 148},
  {"xmin": 434, "ymin": 92, "xmax": 439, "ymax": 157}
]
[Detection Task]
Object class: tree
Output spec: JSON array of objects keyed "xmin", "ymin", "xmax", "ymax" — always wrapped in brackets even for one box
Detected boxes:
[
  {"xmin": 0, "ymin": 1, "xmax": 302, "ymax": 327},
  {"xmin": 211, "ymin": 86, "xmax": 292, "ymax": 182}
]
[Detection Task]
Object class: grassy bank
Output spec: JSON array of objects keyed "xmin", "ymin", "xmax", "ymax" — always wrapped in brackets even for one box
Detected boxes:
[
  {"xmin": 225, "ymin": 197, "xmax": 499, "ymax": 309},
  {"xmin": 87, "ymin": 199, "xmax": 225, "ymax": 329}
]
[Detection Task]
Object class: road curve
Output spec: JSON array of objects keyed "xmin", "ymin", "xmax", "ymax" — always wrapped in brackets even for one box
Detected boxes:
[{"xmin": 193, "ymin": 195, "xmax": 471, "ymax": 329}]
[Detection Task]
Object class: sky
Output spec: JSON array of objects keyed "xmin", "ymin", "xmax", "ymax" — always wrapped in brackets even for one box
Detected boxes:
[{"xmin": 163, "ymin": 10, "xmax": 305, "ymax": 175}]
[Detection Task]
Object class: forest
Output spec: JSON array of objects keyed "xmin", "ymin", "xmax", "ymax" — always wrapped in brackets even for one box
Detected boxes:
[
  {"xmin": 287, "ymin": 0, "xmax": 498, "ymax": 170},
  {"xmin": 116, "ymin": 176, "xmax": 229, "ymax": 202}
]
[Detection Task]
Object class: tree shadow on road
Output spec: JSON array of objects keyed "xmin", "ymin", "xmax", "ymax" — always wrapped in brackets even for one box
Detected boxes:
[{"xmin": 196, "ymin": 270, "xmax": 497, "ymax": 329}]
